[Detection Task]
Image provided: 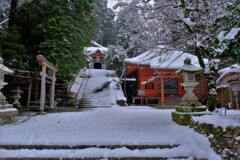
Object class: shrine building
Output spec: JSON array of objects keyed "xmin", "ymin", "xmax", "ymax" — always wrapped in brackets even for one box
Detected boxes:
[
  {"xmin": 84, "ymin": 41, "xmax": 108, "ymax": 69},
  {"xmin": 123, "ymin": 45, "xmax": 208, "ymax": 106}
]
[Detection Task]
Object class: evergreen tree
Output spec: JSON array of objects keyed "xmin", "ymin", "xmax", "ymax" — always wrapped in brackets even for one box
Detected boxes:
[
  {"xmin": 0, "ymin": 26, "xmax": 26, "ymax": 69},
  {"xmin": 0, "ymin": 0, "xmax": 96, "ymax": 81},
  {"xmin": 212, "ymin": 0, "xmax": 240, "ymax": 64},
  {"xmin": 106, "ymin": 45, "xmax": 127, "ymax": 72},
  {"xmin": 94, "ymin": 0, "xmax": 117, "ymax": 46}
]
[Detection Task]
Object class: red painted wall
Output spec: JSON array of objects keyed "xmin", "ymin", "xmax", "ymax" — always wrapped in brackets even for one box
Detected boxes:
[{"xmin": 126, "ymin": 64, "xmax": 207, "ymax": 99}]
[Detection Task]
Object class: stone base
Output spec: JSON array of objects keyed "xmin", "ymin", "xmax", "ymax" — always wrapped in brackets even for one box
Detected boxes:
[
  {"xmin": 172, "ymin": 105, "xmax": 209, "ymax": 126},
  {"xmin": 0, "ymin": 104, "xmax": 18, "ymax": 125}
]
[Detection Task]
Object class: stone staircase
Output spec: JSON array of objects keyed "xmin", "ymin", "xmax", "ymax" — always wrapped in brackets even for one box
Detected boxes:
[
  {"xmin": 78, "ymin": 91, "xmax": 96, "ymax": 108},
  {"xmin": 0, "ymin": 143, "xmax": 195, "ymax": 159}
]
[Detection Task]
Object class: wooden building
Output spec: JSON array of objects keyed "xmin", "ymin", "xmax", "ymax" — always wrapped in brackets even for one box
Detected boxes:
[
  {"xmin": 216, "ymin": 65, "xmax": 240, "ymax": 109},
  {"xmin": 84, "ymin": 41, "xmax": 108, "ymax": 69},
  {"xmin": 123, "ymin": 46, "xmax": 208, "ymax": 105}
]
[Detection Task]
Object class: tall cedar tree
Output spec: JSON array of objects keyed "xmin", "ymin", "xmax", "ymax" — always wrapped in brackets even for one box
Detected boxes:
[
  {"xmin": 212, "ymin": 0, "xmax": 240, "ymax": 63},
  {"xmin": 0, "ymin": 0, "xmax": 96, "ymax": 81}
]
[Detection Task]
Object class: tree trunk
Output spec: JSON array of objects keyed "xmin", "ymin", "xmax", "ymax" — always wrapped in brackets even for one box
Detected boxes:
[
  {"xmin": 195, "ymin": 47, "xmax": 205, "ymax": 69},
  {"xmin": 195, "ymin": 47, "xmax": 217, "ymax": 111},
  {"xmin": 8, "ymin": 0, "xmax": 18, "ymax": 27}
]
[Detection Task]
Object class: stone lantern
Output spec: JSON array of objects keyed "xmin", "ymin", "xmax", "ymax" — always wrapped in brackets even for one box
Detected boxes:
[
  {"xmin": 172, "ymin": 58, "xmax": 208, "ymax": 126},
  {"xmin": 0, "ymin": 58, "xmax": 14, "ymax": 103},
  {"xmin": 12, "ymin": 87, "xmax": 23, "ymax": 108},
  {"xmin": 0, "ymin": 57, "xmax": 18, "ymax": 125},
  {"xmin": 176, "ymin": 58, "xmax": 202, "ymax": 101}
]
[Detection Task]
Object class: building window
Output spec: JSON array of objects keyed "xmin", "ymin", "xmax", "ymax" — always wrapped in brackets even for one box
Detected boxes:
[
  {"xmin": 158, "ymin": 78, "xmax": 178, "ymax": 94},
  {"xmin": 145, "ymin": 82, "xmax": 154, "ymax": 89}
]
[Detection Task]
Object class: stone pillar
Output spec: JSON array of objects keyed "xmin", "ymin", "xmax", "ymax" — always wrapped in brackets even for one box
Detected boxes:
[{"xmin": 181, "ymin": 73, "xmax": 199, "ymax": 101}]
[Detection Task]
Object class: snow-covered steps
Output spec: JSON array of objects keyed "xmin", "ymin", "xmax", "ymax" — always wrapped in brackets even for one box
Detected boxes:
[
  {"xmin": 77, "ymin": 69, "xmax": 115, "ymax": 108},
  {"xmin": 0, "ymin": 108, "xmax": 221, "ymax": 159},
  {"xmin": 0, "ymin": 144, "xmax": 197, "ymax": 159},
  {"xmin": 0, "ymin": 144, "xmax": 180, "ymax": 150}
]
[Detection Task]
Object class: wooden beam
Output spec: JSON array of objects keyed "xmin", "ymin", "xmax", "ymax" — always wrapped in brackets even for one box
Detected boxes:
[
  {"xmin": 37, "ymin": 55, "xmax": 59, "ymax": 72},
  {"xmin": 27, "ymin": 80, "xmax": 32, "ymax": 107}
]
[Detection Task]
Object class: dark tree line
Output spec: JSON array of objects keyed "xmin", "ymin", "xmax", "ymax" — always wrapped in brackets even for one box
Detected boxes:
[{"xmin": 0, "ymin": 0, "xmax": 96, "ymax": 81}]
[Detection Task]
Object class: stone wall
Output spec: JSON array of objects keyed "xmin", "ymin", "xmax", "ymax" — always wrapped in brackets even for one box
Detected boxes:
[{"xmin": 190, "ymin": 119, "xmax": 240, "ymax": 159}]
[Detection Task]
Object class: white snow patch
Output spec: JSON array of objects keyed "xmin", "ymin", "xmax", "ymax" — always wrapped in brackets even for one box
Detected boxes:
[
  {"xmin": 224, "ymin": 28, "xmax": 240, "ymax": 40},
  {"xmin": 192, "ymin": 109, "xmax": 240, "ymax": 128},
  {"xmin": 0, "ymin": 108, "xmax": 17, "ymax": 113}
]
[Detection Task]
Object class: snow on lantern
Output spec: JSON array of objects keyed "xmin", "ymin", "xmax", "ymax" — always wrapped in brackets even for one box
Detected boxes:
[
  {"xmin": 0, "ymin": 57, "xmax": 18, "ymax": 125},
  {"xmin": 0, "ymin": 57, "xmax": 14, "ymax": 102},
  {"xmin": 176, "ymin": 58, "xmax": 202, "ymax": 101},
  {"xmin": 172, "ymin": 58, "xmax": 207, "ymax": 126}
]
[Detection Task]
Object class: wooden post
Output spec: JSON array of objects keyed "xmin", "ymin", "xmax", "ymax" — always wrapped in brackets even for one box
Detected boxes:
[
  {"xmin": 161, "ymin": 77, "xmax": 165, "ymax": 105},
  {"xmin": 35, "ymin": 83, "xmax": 38, "ymax": 100},
  {"xmin": 27, "ymin": 80, "xmax": 32, "ymax": 107},
  {"xmin": 50, "ymin": 72, "xmax": 56, "ymax": 109},
  {"xmin": 229, "ymin": 87, "xmax": 233, "ymax": 108},
  {"xmin": 40, "ymin": 65, "xmax": 46, "ymax": 112},
  {"xmin": 235, "ymin": 93, "xmax": 238, "ymax": 109}
]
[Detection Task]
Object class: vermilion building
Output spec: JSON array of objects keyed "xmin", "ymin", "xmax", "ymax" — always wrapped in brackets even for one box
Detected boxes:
[{"xmin": 123, "ymin": 46, "xmax": 208, "ymax": 105}]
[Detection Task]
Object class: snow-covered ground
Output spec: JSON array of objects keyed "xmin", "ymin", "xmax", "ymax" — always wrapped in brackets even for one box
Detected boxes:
[
  {"xmin": 1, "ymin": 69, "xmax": 239, "ymax": 159},
  {"xmin": 192, "ymin": 109, "xmax": 240, "ymax": 128},
  {"xmin": 0, "ymin": 108, "xmax": 220, "ymax": 159}
]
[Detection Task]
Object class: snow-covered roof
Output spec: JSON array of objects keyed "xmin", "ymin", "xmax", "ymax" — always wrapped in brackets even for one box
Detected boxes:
[
  {"xmin": 84, "ymin": 41, "xmax": 108, "ymax": 56},
  {"xmin": 124, "ymin": 45, "xmax": 208, "ymax": 69},
  {"xmin": 217, "ymin": 66, "xmax": 240, "ymax": 85},
  {"xmin": 218, "ymin": 64, "xmax": 240, "ymax": 74}
]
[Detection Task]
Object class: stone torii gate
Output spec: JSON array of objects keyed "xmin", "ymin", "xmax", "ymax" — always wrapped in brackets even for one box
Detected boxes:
[{"xmin": 37, "ymin": 55, "xmax": 59, "ymax": 112}]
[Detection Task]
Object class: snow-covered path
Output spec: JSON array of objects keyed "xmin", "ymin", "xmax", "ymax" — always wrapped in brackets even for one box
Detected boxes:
[{"xmin": 0, "ymin": 107, "xmax": 220, "ymax": 159}]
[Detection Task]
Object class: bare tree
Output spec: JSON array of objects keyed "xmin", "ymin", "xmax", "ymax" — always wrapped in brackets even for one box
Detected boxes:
[{"xmin": 116, "ymin": 0, "xmax": 236, "ymax": 111}]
